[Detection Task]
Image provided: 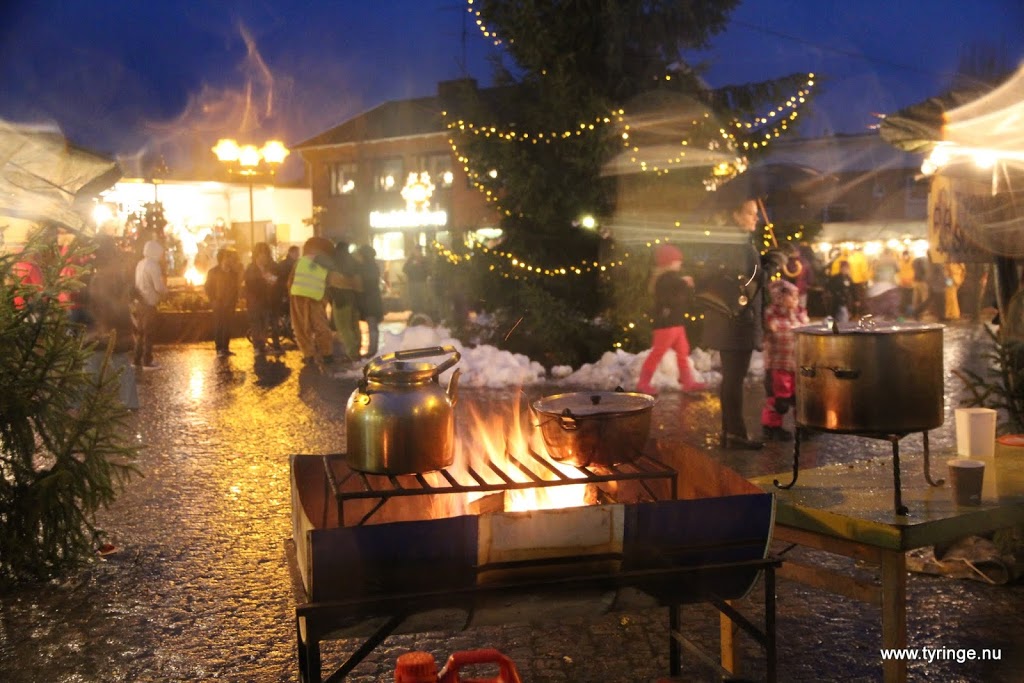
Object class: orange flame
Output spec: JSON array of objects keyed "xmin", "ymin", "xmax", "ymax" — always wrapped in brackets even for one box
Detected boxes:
[
  {"xmin": 450, "ymin": 393, "xmax": 590, "ymax": 513},
  {"xmin": 184, "ymin": 265, "xmax": 205, "ymax": 286}
]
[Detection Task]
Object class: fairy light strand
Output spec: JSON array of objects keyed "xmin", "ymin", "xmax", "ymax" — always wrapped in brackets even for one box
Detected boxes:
[{"xmin": 466, "ymin": 0, "xmax": 506, "ymax": 46}]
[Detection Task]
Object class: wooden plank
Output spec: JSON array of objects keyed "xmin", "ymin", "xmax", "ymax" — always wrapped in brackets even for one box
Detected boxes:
[
  {"xmin": 773, "ymin": 525, "xmax": 885, "ymax": 564},
  {"xmin": 881, "ymin": 550, "xmax": 908, "ymax": 683},
  {"xmin": 777, "ymin": 561, "xmax": 882, "ymax": 606},
  {"xmin": 719, "ymin": 605, "xmax": 739, "ymax": 676},
  {"xmin": 655, "ymin": 441, "xmax": 763, "ymax": 499}
]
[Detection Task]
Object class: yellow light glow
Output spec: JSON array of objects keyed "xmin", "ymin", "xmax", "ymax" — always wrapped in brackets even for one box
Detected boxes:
[
  {"xmin": 211, "ymin": 138, "xmax": 241, "ymax": 162},
  {"xmin": 238, "ymin": 144, "xmax": 261, "ymax": 168},
  {"xmin": 260, "ymin": 140, "xmax": 290, "ymax": 165},
  {"xmin": 92, "ymin": 203, "xmax": 113, "ymax": 225}
]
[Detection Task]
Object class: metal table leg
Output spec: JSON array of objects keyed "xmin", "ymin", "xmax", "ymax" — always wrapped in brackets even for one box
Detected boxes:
[
  {"xmin": 774, "ymin": 426, "xmax": 802, "ymax": 490},
  {"xmin": 888, "ymin": 435, "xmax": 910, "ymax": 516},
  {"xmin": 921, "ymin": 431, "xmax": 944, "ymax": 486}
]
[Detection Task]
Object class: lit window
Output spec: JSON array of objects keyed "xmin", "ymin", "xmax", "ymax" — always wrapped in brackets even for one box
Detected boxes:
[
  {"xmin": 329, "ymin": 162, "xmax": 357, "ymax": 196},
  {"xmin": 418, "ymin": 153, "xmax": 454, "ymax": 188},
  {"xmin": 374, "ymin": 158, "xmax": 404, "ymax": 192}
]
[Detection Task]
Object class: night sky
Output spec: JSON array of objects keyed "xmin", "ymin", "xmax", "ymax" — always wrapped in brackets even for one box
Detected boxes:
[{"xmin": 1, "ymin": 0, "xmax": 1021, "ymax": 179}]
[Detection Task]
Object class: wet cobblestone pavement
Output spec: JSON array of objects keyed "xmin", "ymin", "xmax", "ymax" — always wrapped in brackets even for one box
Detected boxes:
[{"xmin": 1, "ymin": 323, "xmax": 1022, "ymax": 682}]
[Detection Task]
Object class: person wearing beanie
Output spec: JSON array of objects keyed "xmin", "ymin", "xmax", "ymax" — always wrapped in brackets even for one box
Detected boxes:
[
  {"xmin": 636, "ymin": 244, "xmax": 708, "ymax": 396},
  {"xmin": 288, "ymin": 236, "xmax": 348, "ymax": 369},
  {"xmin": 760, "ymin": 278, "xmax": 809, "ymax": 441},
  {"xmin": 132, "ymin": 238, "xmax": 168, "ymax": 369}
]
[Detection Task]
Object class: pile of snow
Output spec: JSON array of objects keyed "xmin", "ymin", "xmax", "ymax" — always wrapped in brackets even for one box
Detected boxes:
[
  {"xmin": 337, "ymin": 321, "xmax": 765, "ymax": 391},
  {"xmin": 336, "ymin": 324, "xmax": 547, "ymax": 388}
]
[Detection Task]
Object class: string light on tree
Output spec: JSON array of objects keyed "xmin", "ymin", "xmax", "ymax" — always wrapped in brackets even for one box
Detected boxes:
[{"xmin": 466, "ymin": 0, "xmax": 506, "ymax": 46}]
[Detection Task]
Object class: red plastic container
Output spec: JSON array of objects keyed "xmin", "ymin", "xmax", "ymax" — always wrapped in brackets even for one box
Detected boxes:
[
  {"xmin": 439, "ymin": 649, "xmax": 523, "ymax": 683},
  {"xmin": 395, "ymin": 649, "xmax": 522, "ymax": 683},
  {"xmin": 395, "ymin": 651, "xmax": 439, "ymax": 683}
]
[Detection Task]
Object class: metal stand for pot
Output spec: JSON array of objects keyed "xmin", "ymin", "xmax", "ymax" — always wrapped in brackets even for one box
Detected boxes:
[{"xmin": 773, "ymin": 428, "xmax": 945, "ymax": 516}]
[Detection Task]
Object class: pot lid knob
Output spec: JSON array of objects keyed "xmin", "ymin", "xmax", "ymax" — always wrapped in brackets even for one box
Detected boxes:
[{"xmin": 590, "ymin": 394, "xmax": 602, "ymax": 405}]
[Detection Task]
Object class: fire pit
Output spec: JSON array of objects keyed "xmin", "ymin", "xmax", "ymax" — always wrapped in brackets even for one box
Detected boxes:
[{"xmin": 288, "ymin": 439, "xmax": 780, "ymax": 682}]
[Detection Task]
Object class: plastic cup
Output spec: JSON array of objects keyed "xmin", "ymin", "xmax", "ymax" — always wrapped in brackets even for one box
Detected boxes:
[
  {"xmin": 947, "ymin": 459, "xmax": 985, "ymax": 506},
  {"xmin": 955, "ymin": 408, "xmax": 996, "ymax": 458}
]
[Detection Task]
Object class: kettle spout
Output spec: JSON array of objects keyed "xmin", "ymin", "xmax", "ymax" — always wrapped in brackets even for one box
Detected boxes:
[{"xmin": 446, "ymin": 368, "xmax": 462, "ymax": 406}]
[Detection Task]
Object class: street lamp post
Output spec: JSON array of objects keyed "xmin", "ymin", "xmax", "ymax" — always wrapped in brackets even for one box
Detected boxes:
[{"xmin": 211, "ymin": 138, "xmax": 290, "ymax": 251}]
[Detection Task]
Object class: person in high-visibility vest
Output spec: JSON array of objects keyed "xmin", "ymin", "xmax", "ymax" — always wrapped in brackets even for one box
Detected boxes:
[{"xmin": 289, "ymin": 236, "xmax": 347, "ymax": 368}]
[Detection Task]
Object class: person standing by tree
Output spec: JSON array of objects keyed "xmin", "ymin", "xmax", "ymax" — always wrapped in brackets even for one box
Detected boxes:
[
  {"xmin": 356, "ymin": 244, "xmax": 384, "ymax": 358},
  {"xmin": 403, "ymin": 246, "xmax": 431, "ymax": 321},
  {"xmin": 760, "ymin": 279, "xmax": 808, "ymax": 441},
  {"xmin": 698, "ymin": 197, "xmax": 785, "ymax": 451},
  {"xmin": 86, "ymin": 236, "xmax": 139, "ymax": 409},
  {"xmin": 328, "ymin": 241, "xmax": 362, "ymax": 362},
  {"xmin": 132, "ymin": 238, "xmax": 168, "ymax": 369},
  {"xmin": 636, "ymin": 244, "xmax": 707, "ymax": 395},
  {"xmin": 204, "ymin": 248, "xmax": 240, "ymax": 357}
]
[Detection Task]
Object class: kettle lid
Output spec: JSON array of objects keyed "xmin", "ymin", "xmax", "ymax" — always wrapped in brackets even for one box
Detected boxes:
[
  {"xmin": 366, "ymin": 359, "xmax": 439, "ymax": 384},
  {"xmin": 363, "ymin": 345, "xmax": 462, "ymax": 384}
]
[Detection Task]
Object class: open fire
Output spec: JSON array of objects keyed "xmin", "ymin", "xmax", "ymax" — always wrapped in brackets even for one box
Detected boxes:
[{"xmin": 451, "ymin": 396, "xmax": 592, "ymax": 513}]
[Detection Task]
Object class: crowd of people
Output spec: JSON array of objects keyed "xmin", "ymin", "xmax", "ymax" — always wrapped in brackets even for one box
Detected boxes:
[
  {"xmin": 8, "ymin": 231, "xmax": 395, "ymax": 411},
  {"xmin": 636, "ymin": 196, "xmax": 995, "ymax": 451}
]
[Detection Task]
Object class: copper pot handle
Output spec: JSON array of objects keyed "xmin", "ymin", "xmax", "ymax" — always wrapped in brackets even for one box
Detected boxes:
[
  {"xmin": 799, "ymin": 365, "xmax": 859, "ymax": 380},
  {"xmin": 363, "ymin": 345, "xmax": 461, "ymax": 377}
]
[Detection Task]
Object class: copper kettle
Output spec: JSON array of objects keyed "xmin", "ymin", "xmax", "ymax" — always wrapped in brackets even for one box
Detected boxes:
[{"xmin": 345, "ymin": 345, "xmax": 461, "ymax": 474}]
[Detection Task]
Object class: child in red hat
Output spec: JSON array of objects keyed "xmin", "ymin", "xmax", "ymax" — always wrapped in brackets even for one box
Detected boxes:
[
  {"xmin": 636, "ymin": 244, "xmax": 708, "ymax": 395},
  {"xmin": 760, "ymin": 278, "xmax": 809, "ymax": 440}
]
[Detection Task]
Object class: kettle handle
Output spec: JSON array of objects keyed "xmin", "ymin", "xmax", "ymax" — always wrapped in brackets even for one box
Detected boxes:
[{"xmin": 364, "ymin": 345, "xmax": 462, "ymax": 377}]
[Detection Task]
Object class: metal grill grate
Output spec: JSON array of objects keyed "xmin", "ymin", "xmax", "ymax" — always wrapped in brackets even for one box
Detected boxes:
[{"xmin": 317, "ymin": 448, "xmax": 679, "ymax": 526}]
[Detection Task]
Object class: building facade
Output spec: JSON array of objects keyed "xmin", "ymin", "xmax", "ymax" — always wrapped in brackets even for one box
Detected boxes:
[{"xmin": 294, "ymin": 79, "xmax": 501, "ymax": 261}]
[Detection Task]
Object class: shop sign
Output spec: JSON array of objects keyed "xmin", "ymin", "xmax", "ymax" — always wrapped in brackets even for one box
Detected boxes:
[
  {"xmin": 369, "ymin": 171, "xmax": 448, "ymax": 229},
  {"xmin": 928, "ymin": 174, "xmax": 999, "ymax": 263}
]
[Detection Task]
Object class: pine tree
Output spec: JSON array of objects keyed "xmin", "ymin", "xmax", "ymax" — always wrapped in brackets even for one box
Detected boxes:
[
  {"xmin": 441, "ymin": 0, "xmax": 817, "ymax": 364},
  {"xmin": 0, "ymin": 230, "xmax": 140, "ymax": 586}
]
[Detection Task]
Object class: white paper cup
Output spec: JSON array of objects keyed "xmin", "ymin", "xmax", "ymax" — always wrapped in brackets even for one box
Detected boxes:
[{"xmin": 955, "ymin": 408, "xmax": 996, "ymax": 458}]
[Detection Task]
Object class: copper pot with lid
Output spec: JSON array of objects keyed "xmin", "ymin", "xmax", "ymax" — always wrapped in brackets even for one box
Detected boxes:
[{"xmin": 531, "ymin": 389, "xmax": 655, "ymax": 467}]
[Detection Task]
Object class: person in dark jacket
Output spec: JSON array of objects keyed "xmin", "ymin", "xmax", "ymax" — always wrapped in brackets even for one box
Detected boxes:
[
  {"xmin": 204, "ymin": 248, "xmax": 240, "ymax": 357},
  {"xmin": 275, "ymin": 245, "xmax": 299, "ymax": 340},
  {"xmin": 697, "ymin": 197, "xmax": 785, "ymax": 451},
  {"xmin": 355, "ymin": 244, "xmax": 384, "ymax": 358},
  {"xmin": 636, "ymin": 244, "xmax": 707, "ymax": 395},
  {"xmin": 85, "ymin": 236, "xmax": 139, "ymax": 409},
  {"xmin": 244, "ymin": 242, "xmax": 283, "ymax": 356},
  {"xmin": 825, "ymin": 260, "xmax": 854, "ymax": 322},
  {"xmin": 328, "ymin": 241, "xmax": 362, "ymax": 362}
]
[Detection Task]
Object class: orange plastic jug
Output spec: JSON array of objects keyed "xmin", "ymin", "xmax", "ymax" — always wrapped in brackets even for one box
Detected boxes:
[{"xmin": 438, "ymin": 649, "xmax": 523, "ymax": 683}]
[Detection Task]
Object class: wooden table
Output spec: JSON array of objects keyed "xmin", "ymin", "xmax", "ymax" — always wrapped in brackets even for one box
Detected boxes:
[{"xmin": 750, "ymin": 442, "xmax": 1024, "ymax": 683}]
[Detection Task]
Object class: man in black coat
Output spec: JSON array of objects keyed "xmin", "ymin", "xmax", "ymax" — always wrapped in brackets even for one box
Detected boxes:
[{"xmin": 697, "ymin": 198, "xmax": 785, "ymax": 450}]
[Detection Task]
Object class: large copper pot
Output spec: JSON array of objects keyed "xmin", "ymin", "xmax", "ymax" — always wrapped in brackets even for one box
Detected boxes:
[
  {"xmin": 795, "ymin": 320, "xmax": 943, "ymax": 433},
  {"xmin": 531, "ymin": 390, "xmax": 655, "ymax": 466}
]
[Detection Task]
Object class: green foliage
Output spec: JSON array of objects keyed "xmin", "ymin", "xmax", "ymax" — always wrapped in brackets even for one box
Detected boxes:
[
  {"xmin": 601, "ymin": 243, "xmax": 656, "ymax": 353},
  {"xmin": 159, "ymin": 289, "xmax": 210, "ymax": 312},
  {"xmin": 445, "ymin": 1, "xmax": 818, "ymax": 366},
  {"xmin": 954, "ymin": 325, "xmax": 1024, "ymax": 434},
  {"xmin": 433, "ymin": 249, "xmax": 615, "ymax": 368},
  {"xmin": 0, "ymin": 233, "xmax": 140, "ymax": 587}
]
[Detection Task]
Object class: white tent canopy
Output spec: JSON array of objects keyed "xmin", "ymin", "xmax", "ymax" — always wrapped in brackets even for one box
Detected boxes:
[
  {"xmin": 817, "ymin": 219, "xmax": 927, "ymax": 244},
  {"xmin": 0, "ymin": 120, "xmax": 121, "ymax": 241}
]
